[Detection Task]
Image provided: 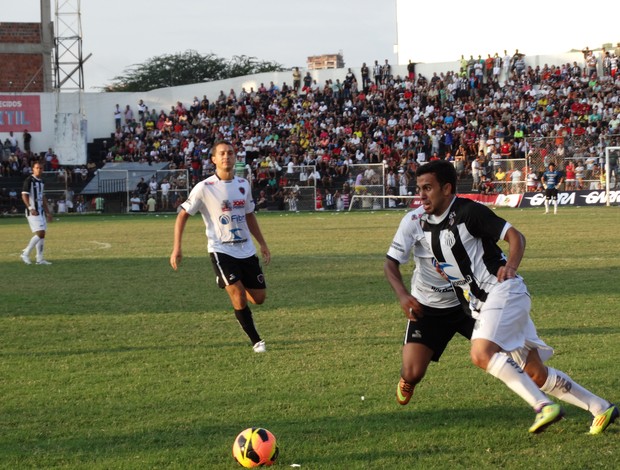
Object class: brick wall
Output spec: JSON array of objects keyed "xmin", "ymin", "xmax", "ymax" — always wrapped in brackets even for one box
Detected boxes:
[{"xmin": 0, "ymin": 23, "xmax": 45, "ymax": 92}]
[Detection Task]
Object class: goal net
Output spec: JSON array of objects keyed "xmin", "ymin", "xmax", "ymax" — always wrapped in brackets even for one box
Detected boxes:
[{"xmin": 348, "ymin": 194, "xmax": 421, "ymax": 211}]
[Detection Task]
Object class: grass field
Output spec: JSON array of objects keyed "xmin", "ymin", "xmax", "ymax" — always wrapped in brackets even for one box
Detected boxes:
[{"xmin": 1, "ymin": 207, "xmax": 619, "ymax": 469}]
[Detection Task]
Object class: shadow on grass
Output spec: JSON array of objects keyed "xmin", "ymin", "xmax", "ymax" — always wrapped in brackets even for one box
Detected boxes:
[
  {"xmin": 3, "ymin": 256, "xmax": 619, "ymax": 320},
  {"xmin": 0, "ymin": 405, "xmax": 549, "ymax": 467}
]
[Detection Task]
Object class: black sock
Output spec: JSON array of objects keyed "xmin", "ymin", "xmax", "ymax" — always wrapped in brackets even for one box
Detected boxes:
[{"xmin": 234, "ymin": 306, "xmax": 261, "ymax": 345}]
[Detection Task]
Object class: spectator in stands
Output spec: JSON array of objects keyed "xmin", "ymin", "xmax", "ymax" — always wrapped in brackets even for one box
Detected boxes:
[
  {"xmin": 146, "ymin": 193, "xmax": 157, "ymax": 212},
  {"xmin": 130, "ymin": 193, "xmax": 142, "ymax": 212},
  {"xmin": 23, "ymin": 129, "xmax": 32, "ymax": 154},
  {"xmin": 114, "ymin": 104, "xmax": 122, "ymax": 128}
]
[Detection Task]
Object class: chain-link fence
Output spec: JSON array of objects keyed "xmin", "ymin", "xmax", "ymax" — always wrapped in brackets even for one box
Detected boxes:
[{"xmin": 527, "ymin": 133, "xmax": 619, "ymax": 190}]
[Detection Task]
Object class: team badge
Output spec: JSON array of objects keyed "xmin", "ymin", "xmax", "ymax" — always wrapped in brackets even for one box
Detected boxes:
[
  {"xmin": 239, "ymin": 187, "xmax": 246, "ymax": 195},
  {"xmin": 443, "ymin": 230, "xmax": 456, "ymax": 247}
]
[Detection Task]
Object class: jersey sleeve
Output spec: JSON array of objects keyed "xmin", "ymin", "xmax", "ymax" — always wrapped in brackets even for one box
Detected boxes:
[
  {"xmin": 386, "ymin": 211, "xmax": 424, "ymax": 264},
  {"xmin": 22, "ymin": 176, "xmax": 31, "ymax": 194},
  {"xmin": 180, "ymin": 182, "xmax": 204, "ymax": 216},
  {"xmin": 461, "ymin": 199, "xmax": 508, "ymax": 242}
]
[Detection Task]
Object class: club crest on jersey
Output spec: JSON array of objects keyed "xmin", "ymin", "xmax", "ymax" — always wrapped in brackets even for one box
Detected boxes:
[
  {"xmin": 239, "ymin": 187, "xmax": 245, "ymax": 195},
  {"xmin": 442, "ymin": 230, "xmax": 456, "ymax": 247},
  {"xmin": 221, "ymin": 200, "xmax": 232, "ymax": 212}
]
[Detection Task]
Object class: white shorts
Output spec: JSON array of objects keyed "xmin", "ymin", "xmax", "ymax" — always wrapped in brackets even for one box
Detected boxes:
[
  {"xmin": 471, "ymin": 277, "xmax": 553, "ymax": 367},
  {"xmin": 26, "ymin": 212, "xmax": 47, "ymax": 233}
]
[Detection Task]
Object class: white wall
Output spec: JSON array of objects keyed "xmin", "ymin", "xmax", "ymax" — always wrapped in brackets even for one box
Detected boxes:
[{"xmin": 0, "ymin": 52, "xmax": 584, "ymax": 160}]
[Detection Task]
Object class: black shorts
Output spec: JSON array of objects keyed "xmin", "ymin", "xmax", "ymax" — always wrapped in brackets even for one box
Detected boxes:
[
  {"xmin": 545, "ymin": 187, "xmax": 558, "ymax": 200},
  {"xmin": 210, "ymin": 252, "xmax": 266, "ymax": 289},
  {"xmin": 403, "ymin": 304, "xmax": 474, "ymax": 362}
]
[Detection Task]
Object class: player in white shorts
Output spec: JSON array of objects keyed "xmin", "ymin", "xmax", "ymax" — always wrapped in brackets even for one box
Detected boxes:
[
  {"xmin": 415, "ymin": 160, "xmax": 617, "ymax": 435},
  {"xmin": 21, "ymin": 161, "xmax": 53, "ymax": 265}
]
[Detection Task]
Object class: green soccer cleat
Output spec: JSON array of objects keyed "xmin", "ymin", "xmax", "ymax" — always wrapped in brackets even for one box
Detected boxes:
[
  {"xmin": 396, "ymin": 378, "xmax": 414, "ymax": 406},
  {"xmin": 589, "ymin": 404, "xmax": 618, "ymax": 435},
  {"xmin": 528, "ymin": 403, "xmax": 564, "ymax": 433}
]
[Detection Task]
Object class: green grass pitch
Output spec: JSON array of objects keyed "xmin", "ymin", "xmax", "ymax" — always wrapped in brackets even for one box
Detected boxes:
[{"xmin": 1, "ymin": 207, "xmax": 618, "ymax": 469}]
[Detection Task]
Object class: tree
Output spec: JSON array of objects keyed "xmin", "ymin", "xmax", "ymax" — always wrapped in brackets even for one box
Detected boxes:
[{"xmin": 103, "ymin": 50, "xmax": 285, "ymax": 92}]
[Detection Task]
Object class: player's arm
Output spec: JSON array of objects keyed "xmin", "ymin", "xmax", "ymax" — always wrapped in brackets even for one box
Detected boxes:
[
  {"xmin": 246, "ymin": 212, "xmax": 270, "ymax": 266},
  {"xmin": 21, "ymin": 191, "xmax": 36, "ymax": 214},
  {"xmin": 384, "ymin": 256, "xmax": 423, "ymax": 321},
  {"xmin": 42, "ymin": 195, "xmax": 53, "ymax": 221},
  {"xmin": 497, "ymin": 226, "xmax": 525, "ymax": 282},
  {"xmin": 170, "ymin": 208, "xmax": 190, "ymax": 271}
]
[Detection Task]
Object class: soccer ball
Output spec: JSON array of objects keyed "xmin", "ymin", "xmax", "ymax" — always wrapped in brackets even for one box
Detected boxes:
[{"xmin": 232, "ymin": 427, "xmax": 279, "ymax": 468}]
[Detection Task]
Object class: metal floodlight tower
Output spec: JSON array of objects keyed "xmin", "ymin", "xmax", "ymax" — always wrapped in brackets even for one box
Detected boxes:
[{"xmin": 53, "ymin": 0, "xmax": 90, "ymax": 92}]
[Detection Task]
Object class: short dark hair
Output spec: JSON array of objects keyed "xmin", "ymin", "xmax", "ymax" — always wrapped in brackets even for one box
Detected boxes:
[
  {"xmin": 416, "ymin": 160, "xmax": 458, "ymax": 194},
  {"xmin": 211, "ymin": 140, "xmax": 234, "ymax": 157}
]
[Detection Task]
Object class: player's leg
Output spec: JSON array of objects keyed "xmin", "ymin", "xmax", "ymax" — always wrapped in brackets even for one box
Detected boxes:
[
  {"xmin": 398, "ymin": 342, "xmax": 434, "ymax": 405},
  {"xmin": 397, "ymin": 308, "xmax": 464, "ymax": 405},
  {"xmin": 211, "ymin": 253, "xmax": 264, "ymax": 350},
  {"xmin": 22, "ymin": 215, "xmax": 46, "ymax": 264},
  {"xmin": 471, "ymin": 281, "xmax": 563, "ymax": 432},
  {"xmin": 35, "ymin": 229, "xmax": 49, "ymax": 263},
  {"xmin": 225, "ymin": 281, "xmax": 263, "ymax": 349},
  {"xmin": 523, "ymin": 349, "xmax": 617, "ymax": 434}
]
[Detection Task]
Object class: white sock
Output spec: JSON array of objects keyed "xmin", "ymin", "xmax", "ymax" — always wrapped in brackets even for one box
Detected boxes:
[
  {"xmin": 24, "ymin": 234, "xmax": 41, "ymax": 255},
  {"xmin": 553, "ymin": 200, "xmax": 558, "ymax": 213},
  {"xmin": 541, "ymin": 368, "xmax": 609, "ymax": 416},
  {"xmin": 544, "ymin": 200, "xmax": 549, "ymax": 212},
  {"xmin": 487, "ymin": 352, "xmax": 550, "ymax": 410},
  {"xmin": 36, "ymin": 238, "xmax": 45, "ymax": 261}
]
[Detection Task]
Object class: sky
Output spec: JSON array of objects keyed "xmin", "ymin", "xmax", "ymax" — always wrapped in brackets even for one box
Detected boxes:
[{"xmin": 5, "ymin": 0, "xmax": 619, "ymax": 91}]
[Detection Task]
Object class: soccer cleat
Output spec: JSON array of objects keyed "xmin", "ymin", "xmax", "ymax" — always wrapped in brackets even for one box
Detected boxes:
[
  {"xmin": 253, "ymin": 340, "xmax": 266, "ymax": 353},
  {"xmin": 20, "ymin": 252, "xmax": 32, "ymax": 265},
  {"xmin": 36, "ymin": 259, "xmax": 52, "ymax": 265},
  {"xmin": 589, "ymin": 404, "xmax": 619, "ymax": 435},
  {"xmin": 396, "ymin": 378, "xmax": 415, "ymax": 405},
  {"xmin": 528, "ymin": 403, "xmax": 564, "ymax": 433}
]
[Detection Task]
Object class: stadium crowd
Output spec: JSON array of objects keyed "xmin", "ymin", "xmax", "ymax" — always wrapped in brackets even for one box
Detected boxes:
[{"xmin": 2, "ymin": 46, "xmax": 620, "ymax": 211}]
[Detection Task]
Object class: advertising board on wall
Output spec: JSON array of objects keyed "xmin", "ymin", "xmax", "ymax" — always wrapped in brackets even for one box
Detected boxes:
[{"xmin": 0, "ymin": 95, "xmax": 41, "ymax": 132}]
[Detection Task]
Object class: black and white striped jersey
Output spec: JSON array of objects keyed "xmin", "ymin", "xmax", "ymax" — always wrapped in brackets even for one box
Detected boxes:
[
  {"xmin": 420, "ymin": 197, "xmax": 510, "ymax": 310},
  {"xmin": 22, "ymin": 174, "xmax": 45, "ymax": 214}
]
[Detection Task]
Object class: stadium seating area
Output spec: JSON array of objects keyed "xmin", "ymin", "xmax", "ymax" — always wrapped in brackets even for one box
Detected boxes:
[{"xmin": 2, "ymin": 52, "xmax": 620, "ymax": 213}]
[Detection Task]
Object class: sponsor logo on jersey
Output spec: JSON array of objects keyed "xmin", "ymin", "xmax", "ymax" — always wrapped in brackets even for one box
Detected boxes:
[
  {"xmin": 219, "ymin": 214, "xmax": 231, "ymax": 225},
  {"xmin": 221, "ymin": 200, "xmax": 232, "ymax": 212},
  {"xmin": 430, "ymin": 285, "xmax": 454, "ymax": 293},
  {"xmin": 448, "ymin": 210, "xmax": 456, "ymax": 226},
  {"xmin": 452, "ymin": 275, "xmax": 473, "ymax": 287},
  {"xmin": 230, "ymin": 228, "xmax": 244, "ymax": 241},
  {"xmin": 432, "ymin": 259, "xmax": 459, "ymax": 281},
  {"xmin": 232, "ymin": 199, "xmax": 245, "ymax": 208},
  {"xmin": 390, "ymin": 241, "xmax": 405, "ymax": 253}
]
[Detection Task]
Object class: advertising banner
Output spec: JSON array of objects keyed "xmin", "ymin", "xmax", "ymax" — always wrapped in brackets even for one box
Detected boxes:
[
  {"xmin": 519, "ymin": 190, "xmax": 620, "ymax": 207},
  {"xmin": 0, "ymin": 95, "xmax": 42, "ymax": 132}
]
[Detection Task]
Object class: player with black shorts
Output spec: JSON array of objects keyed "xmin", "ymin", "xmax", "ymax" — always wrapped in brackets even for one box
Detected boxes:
[
  {"xmin": 170, "ymin": 140, "xmax": 271, "ymax": 353},
  {"xmin": 385, "ymin": 205, "xmax": 474, "ymax": 406},
  {"xmin": 542, "ymin": 162, "xmax": 563, "ymax": 214}
]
